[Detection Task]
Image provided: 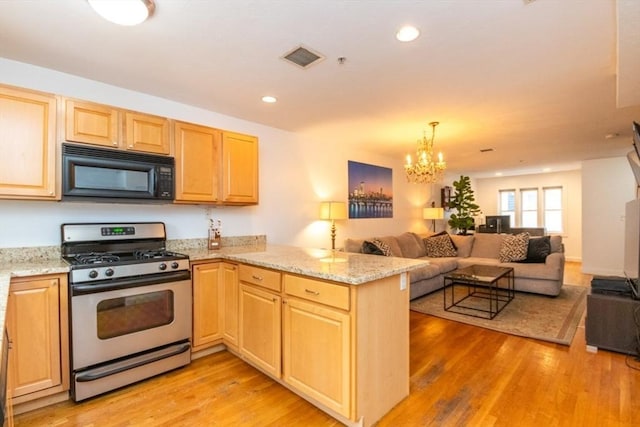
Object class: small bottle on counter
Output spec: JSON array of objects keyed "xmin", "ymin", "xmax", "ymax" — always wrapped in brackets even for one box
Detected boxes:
[{"xmin": 208, "ymin": 219, "xmax": 221, "ymax": 250}]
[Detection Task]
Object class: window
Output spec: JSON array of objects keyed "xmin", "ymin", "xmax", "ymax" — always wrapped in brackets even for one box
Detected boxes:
[
  {"xmin": 544, "ymin": 187, "xmax": 563, "ymax": 233},
  {"xmin": 499, "ymin": 189, "xmax": 515, "ymax": 226},
  {"xmin": 520, "ymin": 189, "xmax": 538, "ymax": 227}
]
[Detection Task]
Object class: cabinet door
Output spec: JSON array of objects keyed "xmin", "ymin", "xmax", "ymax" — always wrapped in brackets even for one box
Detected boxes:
[
  {"xmin": 221, "ymin": 131, "xmax": 259, "ymax": 204},
  {"xmin": 7, "ymin": 277, "xmax": 62, "ymax": 397},
  {"xmin": 65, "ymin": 99, "xmax": 119, "ymax": 148},
  {"xmin": 123, "ymin": 111, "xmax": 170, "ymax": 154},
  {"xmin": 239, "ymin": 284, "xmax": 281, "ymax": 377},
  {"xmin": 192, "ymin": 263, "xmax": 224, "ymax": 349},
  {"xmin": 283, "ymin": 297, "xmax": 351, "ymax": 418},
  {"xmin": 0, "ymin": 86, "xmax": 57, "ymax": 199},
  {"xmin": 221, "ymin": 263, "xmax": 239, "ymax": 347},
  {"xmin": 174, "ymin": 121, "xmax": 221, "ymax": 202}
]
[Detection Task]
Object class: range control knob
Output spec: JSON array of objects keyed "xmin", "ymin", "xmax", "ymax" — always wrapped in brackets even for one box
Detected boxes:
[
  {"xmin": 89, "ymin": 270, "xmax": 98, "ymax": 279},
  {"xmin": 105, "ymin": 268, "xmax": 114, "ymax": 277},
  {"xmin": 171, "ymin": 262, "xmax": 179, "ymax": 269},
  {"xmin": 159, "ymin": 263, "xmax": 167, "ymax": 271}
]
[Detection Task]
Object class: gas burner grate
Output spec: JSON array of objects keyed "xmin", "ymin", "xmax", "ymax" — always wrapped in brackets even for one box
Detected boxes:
[
  {"xmin": 74, "ymin": 252, "xmax": 121, "ymax": 264},
  {"xmin": 134, "ymin": 249, "xmax": 176, "ymax": 260}
]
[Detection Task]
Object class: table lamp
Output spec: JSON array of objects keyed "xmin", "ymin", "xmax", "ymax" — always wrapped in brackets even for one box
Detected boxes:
[
  {"xmin": 319, "ymin": 201, "xmax": 347, "ymax": 250},
  {"xmin": 423, "ymin": 201, "xmax": 444, "ymax": 232}
]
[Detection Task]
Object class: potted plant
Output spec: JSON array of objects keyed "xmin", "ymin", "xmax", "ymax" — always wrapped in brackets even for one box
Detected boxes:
[{"xmin": 447, "ymin": 175, "xmax": 482, "ymax": 235}]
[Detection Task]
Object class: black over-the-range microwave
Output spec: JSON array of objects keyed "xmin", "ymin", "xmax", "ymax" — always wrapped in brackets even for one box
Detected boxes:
[{"xmin": 62, "ymin": 143, "xmax": 175, "ymax": 203}]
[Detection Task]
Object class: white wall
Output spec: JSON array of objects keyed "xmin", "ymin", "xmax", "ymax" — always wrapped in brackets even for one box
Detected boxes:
[
  {"xmin": 473, "ymin": 170, "xmax": 583, "ymax": 261},
  {"xmin": 0, "ymin": 58, "xmax": 435, "ymax": 249},
  {"xmin": 581, "ymin": 157, "xmax": 636, "ymax": 275}
]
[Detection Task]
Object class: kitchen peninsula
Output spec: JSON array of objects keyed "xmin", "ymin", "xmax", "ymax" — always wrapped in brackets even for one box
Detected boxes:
[{"xmin": 1, "ymin": 242, "xmax": 428, "ymax": 427}]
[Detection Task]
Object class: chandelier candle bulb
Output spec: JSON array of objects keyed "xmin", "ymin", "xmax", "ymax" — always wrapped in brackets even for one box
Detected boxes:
[{"xmin": 405, "ymin": 121, "xmax": 447, "ymax": 184}]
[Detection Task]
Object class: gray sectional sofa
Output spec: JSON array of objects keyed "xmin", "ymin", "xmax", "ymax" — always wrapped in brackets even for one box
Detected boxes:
[{"xmin": 344, "ymin": 231, "xmax": 565, "ymax": 300}]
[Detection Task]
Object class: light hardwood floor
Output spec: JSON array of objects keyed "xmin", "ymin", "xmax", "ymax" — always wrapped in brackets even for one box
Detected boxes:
[{"xmin": 15, "ymin": 262, "xmax": 640, "ymax": 426}]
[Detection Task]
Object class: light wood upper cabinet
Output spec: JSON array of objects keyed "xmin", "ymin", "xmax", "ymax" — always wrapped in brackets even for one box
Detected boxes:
[
  {"xmin": 174, "ymin": 123, "xmax": 259, "ymax": 205},
  {"xmin": 174, "ymin": 121, "xmax": 221, "ymax": 203},
  {"xmin": 65, "ymin": 99, "xmax": 119, "ymax": 148},
  {"xmin": 64, "ymin": 99, "xmax": 170, "ymax": 154},
  {"xmin": 221, "ymin": 131, "xmax": 259, "ymax": 204},
  {"xmin": 123, "ymin": 111, "xmax": 170, "ymax": 154},
  {"xmin": 7, "ymin": 274, "xmax": 69, "ymax": 403},
  {"xmin": 0, "ymin": 85, "xmax": 57, "ymax": 200}
]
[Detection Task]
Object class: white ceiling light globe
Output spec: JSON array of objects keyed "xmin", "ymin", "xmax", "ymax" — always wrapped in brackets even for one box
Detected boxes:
[
  {"xmin": 88, "ymin": 0, "xmax": 155, "ymax": 26},
  {"xmin": 396, "ymin": 25, "xmax": 420, "ymax": 42}
]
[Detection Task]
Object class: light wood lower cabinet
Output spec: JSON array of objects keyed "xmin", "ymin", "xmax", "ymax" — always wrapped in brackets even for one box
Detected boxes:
[
  {"xmin": 238, "ymin": 283, "xmax": 281, "ymax": 377},
  {"xmin": 282, "ymin": 296, "xmax": 351, "ymax": 418},
  {"xmin": 6, "ymin": 274, "xmax": 69, "ymax": 404},
  {"xmin": 235, "ymin": 266, "xmax": 409, "ymax": 427},
  {"xmin": 192, "ymin": 261, "xmax": 238, "ymax": 352}
]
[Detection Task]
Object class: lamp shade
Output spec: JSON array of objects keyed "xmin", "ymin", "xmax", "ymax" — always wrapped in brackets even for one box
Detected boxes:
[
  {"xmin": 319, "ymin": 201, "xmax": 347, "ymax": 220},
  {"xmin": 423, "ymin": 207, "xmax": 444, "ymax": 220}
]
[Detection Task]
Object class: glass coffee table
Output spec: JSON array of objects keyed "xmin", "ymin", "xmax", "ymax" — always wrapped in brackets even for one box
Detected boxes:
[{"xmin": 443, "ymin": 265, "xmax": 515, "ymax": 319}]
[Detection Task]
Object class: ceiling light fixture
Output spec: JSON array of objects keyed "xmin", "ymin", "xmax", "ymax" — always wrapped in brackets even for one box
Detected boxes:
[
  {"xmin": 396, "ymin": 25, "xmax": 420, "ymax": 42},
  {"xmin": 405, "ymin": 121, "xmax": 446, "ymax": 184},
  {"xmin": 88, "ymin": 0, "xmax": 155, "ymax": 26},
  {"xmin": 262, "ymin": 96, "xmax": 277, "ymax": 103}
]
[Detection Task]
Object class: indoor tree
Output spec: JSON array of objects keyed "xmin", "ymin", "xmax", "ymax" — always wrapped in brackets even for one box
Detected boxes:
[{"xmin": 447, "ymin": 175, "xmax": 481, "ymax": 235}]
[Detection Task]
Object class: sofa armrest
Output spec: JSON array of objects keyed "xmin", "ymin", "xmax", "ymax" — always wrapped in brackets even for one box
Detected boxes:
[{"xmin": 545, "ymin": 252, "xmax": 565, "ymax": 279}]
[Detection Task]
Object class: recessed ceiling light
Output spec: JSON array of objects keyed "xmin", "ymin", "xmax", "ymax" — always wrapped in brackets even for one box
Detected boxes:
[
  {"xmin": 262, "ymin": 96, "xmax": 277, "ymax": 103},
  {"xmin": 88, "ymin": 0, "xmax": 155, "ymax": 26},
  {"xmin": 495, "ymin": 172, "xmax": 503, "ymax": 177},
  {"xmin": 542, "ymin": 167, "xmax": 551, "ymax": 172},
  {"xmin": 396, "ymin": 26, "xmax": 420, "ymax": 42}
]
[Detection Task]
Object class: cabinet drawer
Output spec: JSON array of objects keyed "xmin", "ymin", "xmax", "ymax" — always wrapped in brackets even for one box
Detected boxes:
[
  {"xmin": 284, "ymin": 274, "xmax": 350, "ymax": 311},
  {"xmin": 239, "ymin": 265, "xmax": 281, "ymax": 292}
]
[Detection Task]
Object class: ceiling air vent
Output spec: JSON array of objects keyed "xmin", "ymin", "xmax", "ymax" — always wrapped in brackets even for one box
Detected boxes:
[{"xmin": 282, "ymin": 45, "xmax": 324, "ymax": 69}]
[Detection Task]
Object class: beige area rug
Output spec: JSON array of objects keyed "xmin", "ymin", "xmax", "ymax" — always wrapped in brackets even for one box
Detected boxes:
[{"xmin": 410, "ymin": 284, "xmax": 588, "ymax": 346}]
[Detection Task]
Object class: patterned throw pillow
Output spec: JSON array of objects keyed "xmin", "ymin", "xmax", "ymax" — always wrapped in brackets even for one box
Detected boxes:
[
  {"xmin": 424, "ymin": 232, "xmax": 457, "ymax": 257},
  {"xmin": 499, "ymin": 232, "xmax": 530, "ymax": 263},
  {"xmin": 362, "ymin": 239, "xmax": 392, "ymax": 256}
]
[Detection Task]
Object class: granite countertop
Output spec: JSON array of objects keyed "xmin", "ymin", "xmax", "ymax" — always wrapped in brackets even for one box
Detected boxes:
[
  {"xmin": 0, "ymin": 239, "xmax": 429, "ymax": 355},
  {"xmin": 185, "ymin": 244, "xmax": 428, "ymax": 285}
]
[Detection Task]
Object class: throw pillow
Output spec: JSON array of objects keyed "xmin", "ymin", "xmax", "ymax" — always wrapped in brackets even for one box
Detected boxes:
[
  {"xmin": 424, "ymin": 232, "xmax": 457, "ymax": 257},
  {"xmin": 362, "ymin": 240, "xmax": 384, "ymax": 256},
  {"xmin": 519, "ymin": 236, "xmax": 551, "ymax": 263},
  {"xmin": 499, "ymin": 232, "xmax": 530, "ymax": 263},
  {"xmin": 362, "ymin": 239, "xmax": 392, "ymax": 256}
]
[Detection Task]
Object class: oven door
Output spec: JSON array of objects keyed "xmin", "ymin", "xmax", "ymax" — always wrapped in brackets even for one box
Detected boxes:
[{"xmin": 71, "ymin": 274, "xmax": 192, "ymax": 370}]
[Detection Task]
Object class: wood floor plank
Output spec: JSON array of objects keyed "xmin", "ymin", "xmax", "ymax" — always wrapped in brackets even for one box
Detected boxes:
[{"xmin": 14, "ymin": 262, "xmax": 640, "ymax": 426}]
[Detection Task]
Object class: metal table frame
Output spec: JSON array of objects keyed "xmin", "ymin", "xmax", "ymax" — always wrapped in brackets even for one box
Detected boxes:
[{"xmin": 443, "ymin": 265, "xmax": 515, "ymax": 319}]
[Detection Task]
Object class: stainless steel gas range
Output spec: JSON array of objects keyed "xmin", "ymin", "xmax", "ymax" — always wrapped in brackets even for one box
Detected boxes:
[{"xmin": 61, "ymin": 222, "xmax": 192, "ymax": 402}]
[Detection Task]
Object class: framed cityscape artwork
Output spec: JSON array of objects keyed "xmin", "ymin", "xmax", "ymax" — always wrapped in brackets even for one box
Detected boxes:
[{"xmin": 347, "ymin": 160, "xmax": 393, "ymax": 219}]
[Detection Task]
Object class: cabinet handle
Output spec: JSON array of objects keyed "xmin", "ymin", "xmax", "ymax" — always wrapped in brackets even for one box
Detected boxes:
[
  {"xmin": 305, "ymin": 289, "xmax": 320, "ymax": 296},
  {"xmin": 252, "ymin": 275, "xmax": 263, "ymax": 281}
]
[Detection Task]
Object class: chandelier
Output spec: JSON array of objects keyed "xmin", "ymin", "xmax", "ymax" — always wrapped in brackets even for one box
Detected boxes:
[{"xmin": 404, "ymin": 121, "xmax": 446, "ymax": 184}]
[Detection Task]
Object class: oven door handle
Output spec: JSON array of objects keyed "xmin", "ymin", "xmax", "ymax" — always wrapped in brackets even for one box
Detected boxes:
[
  {"xmin": 71, "ymin": 270, "xmax": 191, "ymax": 296},
  {"xmin": 75, "ymin": 341, "xmax": 191, "ymax": 383}
]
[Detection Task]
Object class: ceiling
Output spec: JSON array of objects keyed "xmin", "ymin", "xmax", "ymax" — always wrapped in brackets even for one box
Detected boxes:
[{"xmin": 1, "ymin": 0, "xmax": 639, "ymax": 177}]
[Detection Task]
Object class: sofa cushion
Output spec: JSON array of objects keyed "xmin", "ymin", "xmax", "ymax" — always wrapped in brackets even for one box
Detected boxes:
[
  {"xmin": 499, "ymin": 232, "xmax": 530, "ymax": 262},
  {"xmin": 550, "ymin": 235, "xmax": 563, "ymax": 253},
  {"xmin": 449, "ymin": 234, "xmax": 475, "ymax": 258},
  {"xmin": 396, "ymin": 232, "xmax": 427, "ymax": 258},
  {"xmin": 374, "ymin": 236, "xmax": 404, "ymax": 257},
  {"xmin": 344, "ymin": 238, "xmax": 365, "ymax": 253},
  {"xmin": 425, "ymin": 256, "xmax": 458, "ymax": 273},
  {"xmin": 409, "ymin": 263, "xmax": 441, "ymax": 282},
  {"xmin": 519, "ymin": 236, "xmax": 551, "ymax": 263},
  {"xmin": 469, "ymin": 233, "xmax": 505, "ymax": 259},
  {"xmin": 424, "ymin": 232, "xmax": 457, "ymax": 257}
]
